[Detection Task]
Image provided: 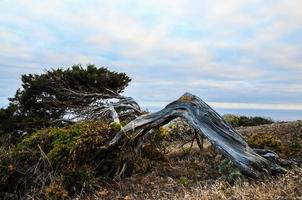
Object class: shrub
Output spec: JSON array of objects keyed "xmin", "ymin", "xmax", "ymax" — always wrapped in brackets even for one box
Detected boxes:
[
  {"xmin": 44, "ymin": 179, "xmax": 68, "ymax": 200},
  {"xmin": 218, "ymin": 159, "xmax": 244, "ymax": 184},
  {"xmin": 0, "ymin": 120, "xmax": 172, "ymax": 198},
  {"xmin": 246, "ymin": 134, "xmax": 282, "ymax": 151},
  {"xmin": 0, "ymin": 121, "xmax": 112, "ymax": 198},
  {"xmin": 223, "ymin": 114, "xmax": 274, "ymax": 127},
  {"xmin": 178, "ymin": 176, "xmax": 190, "ymax": 185},
  {"xmin": 62, "ymin": 165, "xmax": 99, "ymax": 194},
  {"xmin": 245, "ymin": 133, "xmax": 300, "ymax": 158}
]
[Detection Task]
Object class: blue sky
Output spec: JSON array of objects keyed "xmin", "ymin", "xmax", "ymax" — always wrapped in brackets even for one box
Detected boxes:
[{"xmin": 0, "ymin": 0, "xmax": 302, "ymax": 120}]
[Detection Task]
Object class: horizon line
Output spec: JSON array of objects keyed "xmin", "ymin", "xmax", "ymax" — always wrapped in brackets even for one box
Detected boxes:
[{"xmin": 140, "ymin": 101, "xmax": 302, "ymax": 111}]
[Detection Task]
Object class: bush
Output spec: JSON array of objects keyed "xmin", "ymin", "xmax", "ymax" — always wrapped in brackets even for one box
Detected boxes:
[
  {"xmin": 0, "ymin": 120, "xmax": 170, "ymax": 198},
  {"xmin": 223, "ymin": 114, "xmax": 274, "ymax": 127},
  {"xmin": 246, "ymin": 134, "xmax": 282, "ymax": 150},
  {"xmin": 245, "ymin": 133, "xmax": 300, "ymax": 158},
  {"xmin": 178, "ymin": 176, "xmax": 190, "ymax": 186},
  {"xmin": 218, "ymin": 159, "xmax": 244, "ymax": 184},
  {"xmin": 0, "ymin": 121, "xmax": 113, "ymax": 198},
  {"xmin": 44, "ymin": 179, "xmax": 68, "ymax": 200}
]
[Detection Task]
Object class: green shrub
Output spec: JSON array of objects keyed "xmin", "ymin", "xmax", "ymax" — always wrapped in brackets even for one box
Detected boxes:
[
  {"xmin": 0, "ymin": 120, "xmax": 169, "ymax": 198},
  {"xmin": 246, "ymin": 133, "xmax": 301, "ymax": 157},
  {"xmin": 218, "ymin": 159, "xmax": 244, "ymax": 184},
  {"xmin": 247, "ymin": 134, "xmax": 282, "ymax": 150},
  {"xmin": 62, "ymin": 165, "xmax": 99, "ymax": 194},
  {"xmin": 223, "ymin": 114, "xmax": 274, "ymax": 127},
  {"xmin": 109, "ymin": 121, "xmax": 122, "ymax": 132},
  {"xmin": 0, "ymin": 121, "xmax": 111, "ymax": 198},
  {"xmin": 178, "ymin": 176, "xmax": 190, "ymax": 185}
]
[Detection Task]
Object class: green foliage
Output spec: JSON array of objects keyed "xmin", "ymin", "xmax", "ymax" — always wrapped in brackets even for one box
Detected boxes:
[
  {"xmin": 1, "ymin": 120, "xmax": 169, "ymax": 198},
  {"xmin": 158, "ymin": 126, "xmax": 171, "ymax": 138},
  {"xmin": 145, "ymin": 126, "xmax": 172, "ymax": 156},
  {"xmin": 223, "ymin": 114, "xmax": 274, "ymax": 127},
  {"xmin": 291, "ymin": 142, "xmax": 301, "ymax": 150},
  {"xmin": 178, "ymin": 176, "xmax": 190, "ymax": 185},
  {"xmin": 0, "ymin": 121, "xmax": 112, "ymax": 198},
  {"xmin": 0, "ymin": 108, "xmax": 13, "ymax": 134},
  {"xmin": 247, "ymin": 134, "xmax": 282, "ymax": 150},
  {"xmin": 12, "ymin": 123, "xmax": 88, "ymax": 170},
  {"xmin": 218, "ymin": 159, "xmax": 244, "ymax": 184},
  {"xmin": 0, "ymin": 106, "xmax": 23, "ymax": 144},
  {"xmin": 62, "ymin": 165, "xmax": 99, "ymax": 194},
  {"xmin": 246, "ymin": 133, "xmax": 301, "ymax": 157},
  {"xmin": 1, "ymin": 64, "xmax": 131, "ymax": 134},
  {"xmin": 109, "ymin": 121, "xmax": 122, "ymax": 132}
]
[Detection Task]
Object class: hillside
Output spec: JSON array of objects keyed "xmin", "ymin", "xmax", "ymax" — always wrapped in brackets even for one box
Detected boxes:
[
  {"xmin": 1, "ymin": 120, "xmax": 301, "ymax": 199},
  {"xmin": 239, "ymin": 120, "xmax": 302, "ymax": 159},
  {"xmin": 87, "ymin": 121, "xmax": 302, "ymax": 200}
]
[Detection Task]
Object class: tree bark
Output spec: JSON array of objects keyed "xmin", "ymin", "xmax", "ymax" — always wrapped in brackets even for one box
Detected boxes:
[{"xmin": 106, "ymin": 92, "xmax": 286, "ymax": 178}]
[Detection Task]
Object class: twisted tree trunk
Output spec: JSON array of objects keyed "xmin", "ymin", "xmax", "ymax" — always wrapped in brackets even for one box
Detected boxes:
[{"xmin": 106, "ymin": 92, "xmax": 286, "ymax": 178}]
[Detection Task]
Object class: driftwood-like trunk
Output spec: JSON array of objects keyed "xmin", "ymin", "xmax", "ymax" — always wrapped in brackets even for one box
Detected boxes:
[{"xmin": 107, "ymin": 93, "xmax": 286, "ymax": 178}]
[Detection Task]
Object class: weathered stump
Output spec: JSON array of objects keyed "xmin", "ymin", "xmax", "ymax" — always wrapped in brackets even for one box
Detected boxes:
[{"xmin": 107, "ymin": 93, "xmax": 286, "ymax": 178}]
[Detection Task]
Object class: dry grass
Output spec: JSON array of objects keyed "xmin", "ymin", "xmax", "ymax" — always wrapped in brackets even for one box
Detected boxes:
[
  {"xmin": 75, "ymin": 142, "xmax": 302, "ymax": 200},
  {"xmin": 238, "ymin": 120, "xmax": 302, "ymax": 159},
  {"xmin": 82, "ymin": 149, "xmax": 302, "ymax": 200},
  {"xmin": 81, "ymin": 121, "xmax": 302, "ymax": 200},
  {"xmin": 188, "ymin": 167, "xmax": 302, "ymax": 200}
]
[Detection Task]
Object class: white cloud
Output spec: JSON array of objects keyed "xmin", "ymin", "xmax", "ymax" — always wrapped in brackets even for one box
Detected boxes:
[
  {"xmin": 0, "ymin": 0, "xmax": 302, "ymax": 119},
  {"xmin": 139, "ymin": 100, "xmax": 302, "ymax": 111}
]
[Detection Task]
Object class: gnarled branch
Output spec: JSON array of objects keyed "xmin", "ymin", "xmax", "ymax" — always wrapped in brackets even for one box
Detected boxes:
[{"xmin": 106, "ymin": 93, "xmax": 286, "ymax": 178}]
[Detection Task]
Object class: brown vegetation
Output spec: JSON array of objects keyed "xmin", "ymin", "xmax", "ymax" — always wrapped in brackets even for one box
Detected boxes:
[
  {"xmin": 1, "ymin": 120, "xmax": 301, "ymax": 199},
  {"xmin": 239, "ymin": 120, "xmax": 302, "ymax": 159},
  {"xmin": 84, "ymin": 120, "xmax": 302, "ymax": 200}
]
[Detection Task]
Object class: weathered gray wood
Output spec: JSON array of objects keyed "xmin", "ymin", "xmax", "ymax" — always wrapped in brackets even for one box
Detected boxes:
[
  {"xmin": 61, "ymin": 95, "xmax": 141, "ymax": 123},
  {"xmin": 108, "ymin": 93, "xmax": 286, "ymax": 178}
]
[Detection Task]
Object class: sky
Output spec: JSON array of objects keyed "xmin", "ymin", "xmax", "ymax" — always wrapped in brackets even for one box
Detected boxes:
[{"xmin": 0, "ymin": 0, "xmax": 302, "ymax": 120}]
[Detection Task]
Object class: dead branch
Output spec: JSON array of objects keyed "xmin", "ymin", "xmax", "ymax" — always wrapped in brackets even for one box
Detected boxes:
[{"xmin": 105, "ymin": 92, "xmax": 286, "ymax": 178}]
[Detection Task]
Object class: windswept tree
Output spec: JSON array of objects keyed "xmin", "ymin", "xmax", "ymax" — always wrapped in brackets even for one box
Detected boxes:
[
  {"xmin": 0, "ymin": 64, "xmax": 289, "ymax": 193},
  {"xmin": 5, "ymin": 64, "xmax": 141, "ymax": 133}
]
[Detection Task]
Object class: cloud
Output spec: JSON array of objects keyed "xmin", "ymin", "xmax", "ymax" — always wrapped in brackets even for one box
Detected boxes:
[
  {"xmin": 140, "ymin": 100, "xmax": 302, "ymax": 111},
  {"xmin": 0, "ymin": 0, "xmax": 301, "ymax": 119}
]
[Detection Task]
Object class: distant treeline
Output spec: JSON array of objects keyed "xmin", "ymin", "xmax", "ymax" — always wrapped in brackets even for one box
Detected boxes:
[{"xmin": 223, "ymin": 114, "xmax": 274, "ymax": 127}]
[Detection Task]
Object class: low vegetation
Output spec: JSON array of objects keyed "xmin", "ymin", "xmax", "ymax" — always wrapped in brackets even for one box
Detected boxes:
[
  {"xmin": 223, "ymin": 114, "xmax": 274, "ymax": 127},
  {"xmin": 0, "ymin": 121, "xmax": 112, "ymax": 198},
  {"xmin": 0, "ymin": 120, "xmax": 301, "ymax": 199},
  {"xmin": 239, "ymin": 120, "xmax": 302, "ymax": 159}
]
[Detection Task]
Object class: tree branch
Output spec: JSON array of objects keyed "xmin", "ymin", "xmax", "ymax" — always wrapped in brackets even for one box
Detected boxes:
[{"xmin": 106, "ymin": 92, "xmax": 286, "ymax": 178}]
